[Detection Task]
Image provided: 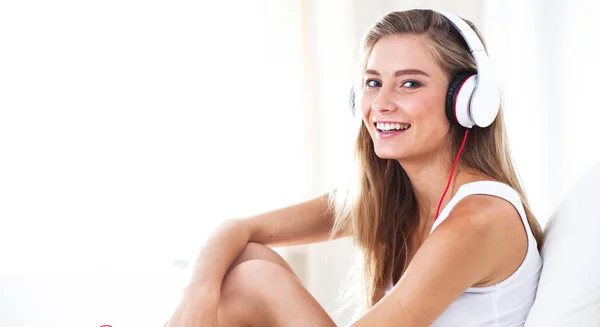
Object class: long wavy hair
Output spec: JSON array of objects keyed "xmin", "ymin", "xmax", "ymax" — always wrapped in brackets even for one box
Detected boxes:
[{"xmin": 328, "ymin": 9, "xmax": 544, "ymax": 313}]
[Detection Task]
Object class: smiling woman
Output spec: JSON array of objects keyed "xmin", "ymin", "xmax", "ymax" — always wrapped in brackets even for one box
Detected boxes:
[
  {"xmin": 331, "ymin": 11, "xmax": 542, "ymax": 325},
  {"xmin": 164, "ymin": 9, "xmax": 543, "ymax": 327},
  {"xmin": 4, "ymin": 0, "xmax": 598, "ymax": 326}
]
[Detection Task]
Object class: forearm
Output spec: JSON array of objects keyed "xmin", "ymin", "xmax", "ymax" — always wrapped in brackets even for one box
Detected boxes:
[
  {"xmin": 188, "ymin": 219, "xmax": 251, "ymax": 288},
  {"xmin": 246, "ymin": 193, "xmax": 337, "ymax": 247},
  {"xmin": 186, "ymin": 192, "xmax": 337, "ymax": 288}
]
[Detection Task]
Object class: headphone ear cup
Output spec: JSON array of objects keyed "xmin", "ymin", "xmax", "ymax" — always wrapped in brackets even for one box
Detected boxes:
[
  {"xmin": 349, "ymin": 87, "xmax": 356, "ymax": 117},
  {"xmin": 445, "ymin": 73, "xmax": 477, "ymax": 127}
]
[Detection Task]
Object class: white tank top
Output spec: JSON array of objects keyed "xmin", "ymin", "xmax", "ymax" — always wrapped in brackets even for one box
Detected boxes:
[{"xmin": 385, "ymin": 181, "xmax": 542, "ymax": 326}]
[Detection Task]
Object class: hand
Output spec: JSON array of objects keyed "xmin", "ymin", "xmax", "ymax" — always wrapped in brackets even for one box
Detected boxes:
[{"xmin": 164, "ymin": 284, "xmax": 220, "ymax": 327}]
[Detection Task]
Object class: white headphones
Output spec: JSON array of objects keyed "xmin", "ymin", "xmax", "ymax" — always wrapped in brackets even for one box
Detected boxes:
[{"xmin": 440, "ymin": 11, "xmax": 500, "ymax": 128}]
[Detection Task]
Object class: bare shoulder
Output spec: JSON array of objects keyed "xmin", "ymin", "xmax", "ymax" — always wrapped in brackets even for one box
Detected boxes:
[
  {"xmin": 448, "ymin": 192, "xmax": 523, "ymax": 230},
  {"xmin": 441, "ymin": 192, "xmax": 528, "ymax": 286}
]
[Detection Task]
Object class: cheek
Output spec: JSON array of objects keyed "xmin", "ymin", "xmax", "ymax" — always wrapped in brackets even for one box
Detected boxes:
[
  {"xmin": 360, "ymin": 107, "xmax": 369, "ymax": 122},
  {"xmin": 359, "ymin": 99, "xmax": 374, "ymax": 128},
  {"xmin": 409, "ymin": 99, "xmax": 451, "ymax": 143},
  {"xmin": 359, "ymin": 94, "xmax": 371, "ymax": 118},
  {"xmin": 422, "ymin": 112, "xmax": 451, "ymax": 147},
  {"xmin": 409, "ymin": 92, "xmax": 447, "ymax": 123}
]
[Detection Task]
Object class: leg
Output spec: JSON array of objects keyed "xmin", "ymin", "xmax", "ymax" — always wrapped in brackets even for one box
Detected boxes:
[
  {"xmin": 164, "ymin": 243, "xmax": 315, "ymax": 327},
  {"xmin": 228, "ymin": 242, "xmax": 299, "ymax": 280},
  {"xmin": 218, "ymin": 259, "xmax": 337, "ymax": 327}
]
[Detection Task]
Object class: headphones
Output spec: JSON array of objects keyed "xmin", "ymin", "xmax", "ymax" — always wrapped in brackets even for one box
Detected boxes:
[
  {"xmin": 442, "ymin": 12, "xmax": 500, "ymax": 128},
  {"xmin": 350, "ymin": 11, "xmax": 500, "ymax": 129}
]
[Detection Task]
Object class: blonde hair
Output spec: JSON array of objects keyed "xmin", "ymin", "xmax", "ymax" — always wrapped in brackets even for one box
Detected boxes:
[{"xmin": 329, "ymin": 9, "xmax": 543, "ymax": 314}]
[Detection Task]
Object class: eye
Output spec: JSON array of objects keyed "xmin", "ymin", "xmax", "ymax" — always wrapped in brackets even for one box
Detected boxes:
[
  {"xmin": 401, "ymin": 80, "xmax": 422, "ymax": 89},
  {"xmin": 365, "ymin": 79, "xmax": 382, "ymax": 88}
]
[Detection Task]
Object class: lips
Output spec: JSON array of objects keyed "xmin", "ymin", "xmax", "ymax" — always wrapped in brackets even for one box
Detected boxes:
[{"xmin": 375, "ymin": 128, "xmax": 409, "ymax": 140}]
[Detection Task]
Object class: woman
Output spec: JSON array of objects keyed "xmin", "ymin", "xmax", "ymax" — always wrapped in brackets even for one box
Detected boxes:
[{"xmin": 165, "ymin": 9, "xmax": 543, "ymax": 327}]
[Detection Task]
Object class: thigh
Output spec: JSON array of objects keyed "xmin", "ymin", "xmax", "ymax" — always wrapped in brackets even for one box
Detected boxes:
[{"xmin": 219, "ymin": 259, "xmax": 337, "ymax": 327}]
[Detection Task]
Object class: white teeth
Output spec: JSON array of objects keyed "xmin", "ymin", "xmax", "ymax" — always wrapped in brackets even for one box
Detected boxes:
[{"xmin": 376, "ymin": 122, "xmax": 410, "ymax": 131}]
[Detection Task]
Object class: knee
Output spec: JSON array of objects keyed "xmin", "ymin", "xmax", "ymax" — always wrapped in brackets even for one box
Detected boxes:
[
  {"xmin": 236, "ymin": 242, "xmax": 271, "ymax": 263},
  {"xmin": 222, "ymin": 259, "xmax": 291, "ymax": 301},
  {"xmin": 233, "ymin": 242, "xmax": 298, "ymax": 278},
  {"xmin": 218, "ymin": 260, "xmax": 274, "ymax": 326},
  {"xmin": 219, "ymin": 260, "xmax": 296, "ymax": 326}
]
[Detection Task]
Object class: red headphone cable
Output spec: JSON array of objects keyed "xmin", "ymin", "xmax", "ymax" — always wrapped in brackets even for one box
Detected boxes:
[{"xmin": 434, "ymin": 129, "xmax": 469, "ymax": 220}]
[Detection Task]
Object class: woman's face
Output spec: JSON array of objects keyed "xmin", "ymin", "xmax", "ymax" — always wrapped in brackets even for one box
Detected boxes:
[{"xmin": 360, "ymin": 34, "xmax": 452, "ymax": 162}]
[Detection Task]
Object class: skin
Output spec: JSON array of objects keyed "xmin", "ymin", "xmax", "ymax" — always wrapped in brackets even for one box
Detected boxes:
[{"xmin": 166, "ymin": 34, "xmax": 529, "ymax": 327}]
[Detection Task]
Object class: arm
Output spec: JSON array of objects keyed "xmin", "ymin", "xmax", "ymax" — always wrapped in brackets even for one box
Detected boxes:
[
  {"xmin": 189, "ymin": 192, "xmax": 342, "ymax": 287},
  {"xmin": 166, "ymin": 193, "xmax": 343, "ymax": 327},
  {"xmin": 349, "ymin": 195, "xmax": 527, "ymax": 326}
]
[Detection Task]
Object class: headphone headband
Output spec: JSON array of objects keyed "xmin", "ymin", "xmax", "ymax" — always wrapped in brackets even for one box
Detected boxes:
[{"xmin": 439, "ymin": 12, "xmax": 485, "ymax": 51}]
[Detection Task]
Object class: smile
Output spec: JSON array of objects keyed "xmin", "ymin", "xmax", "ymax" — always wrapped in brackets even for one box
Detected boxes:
[
  {"xmin": 374, "ymin": 122, "xmax": 411, "ymax": 139},
  {"xmin": 375, "ymin": 122, "xmax": 411, "ymax": 132}
]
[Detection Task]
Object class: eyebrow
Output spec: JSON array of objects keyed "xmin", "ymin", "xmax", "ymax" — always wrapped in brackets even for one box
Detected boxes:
[{"xmin": 364, "ymin": 69, "xmax": 430, "ymax": 77}]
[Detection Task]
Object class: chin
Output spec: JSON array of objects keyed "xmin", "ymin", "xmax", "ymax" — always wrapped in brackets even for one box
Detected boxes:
[{"xmin": 373, "ymin": 148, "xmax": 406, "ymax": 160}]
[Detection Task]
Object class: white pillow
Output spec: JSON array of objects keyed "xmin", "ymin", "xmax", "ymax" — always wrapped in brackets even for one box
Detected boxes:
[{"xmin": 525, "ymin": 163, "xmax": 600, "ymax": 326}]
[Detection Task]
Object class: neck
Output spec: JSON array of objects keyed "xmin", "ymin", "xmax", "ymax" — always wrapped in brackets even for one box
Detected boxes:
[{"xmin": 400, "ymin": 155, "xmax": 461, "ymax": 222}]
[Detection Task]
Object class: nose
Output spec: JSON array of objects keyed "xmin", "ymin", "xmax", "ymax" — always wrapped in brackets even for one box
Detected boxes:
[{"xmin": 371, "ymin": 89, "xmax": 398, "ymax": 114}]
